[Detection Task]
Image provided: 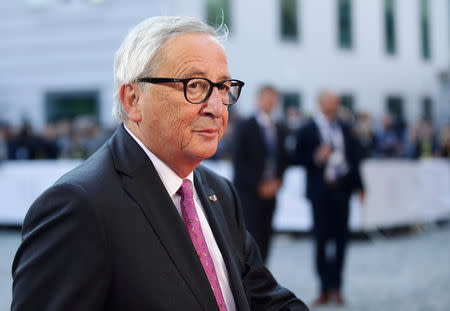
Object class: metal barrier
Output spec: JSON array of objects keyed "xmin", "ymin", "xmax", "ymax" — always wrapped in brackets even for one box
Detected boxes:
[{"xmin": 1, "ymin": 159, "xmax": 449, "ymax": 231}]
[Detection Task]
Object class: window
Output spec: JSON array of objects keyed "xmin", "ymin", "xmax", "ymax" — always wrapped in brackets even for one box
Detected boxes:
[
  {"xmin": 420, "ymin": 0, "xmax": 431, "ymax": 60},
  {"xmin": 384, "ymin": 0, "xmax": 396, "ymax": 54},
  {"xmin": 206, "ymin": 0, "xmax": 231, "ymax": 32},
  {"xmin": 281, "ymin": 0, "xmax": 299, "ymax": 41},
  {"xmin": 45, "ymin": 91, "xmax": 98, "ymax": 123},
  {"xmin": 339, "ymin": 94, "xmax": 355, "ymax": 122},
  {"xmin": 282, "ymin": 92, "xmax": 301, "ymax": 111},
  {"xmin": 422, "ymin": 96, "xmax": 433, "ymax": 121},
  {"xmin": 338, "ymin": 0, "xmax": 353, "ymax": 49},
  {"xmin": 340, "ymin": 94, "xmax": 354, "ymax": 112},
  {"xmin": 386, "ymin": 96, "xmax": 405, "ymax": 131}
]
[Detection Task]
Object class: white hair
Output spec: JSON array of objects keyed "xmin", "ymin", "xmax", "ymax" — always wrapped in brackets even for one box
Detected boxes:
[{"xmin": 112, "ymin": 16, "xmax": 228, "ymax": 122}]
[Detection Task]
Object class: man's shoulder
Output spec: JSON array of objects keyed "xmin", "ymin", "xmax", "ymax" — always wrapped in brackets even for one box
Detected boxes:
[
  {"xmin": 299, "ymin": 119, "xmax": 318, "ymax": 134},
  {"xmin": 22, "ymin": 143, "xmax": 117, "ymax": 234},
  {"xmin": 236, "ymin": 115, "xmax": 257, "ymax": 129},
  {"xmin": 55, "ymin": 142, "xmax": 115, "ymax": 192},
  {"xmin": 338, "ymin": 120, "xmax": 353, "ymax": 134}
]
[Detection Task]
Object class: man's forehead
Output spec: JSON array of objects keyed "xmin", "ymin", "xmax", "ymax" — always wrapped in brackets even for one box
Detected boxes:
[
  {"xmin": 167, "ymin": 32, "xmax": 222, "ymax": 47},
  {"xmin": 157, "ymin": 33, "xmax": 229, "ymax": 77}
]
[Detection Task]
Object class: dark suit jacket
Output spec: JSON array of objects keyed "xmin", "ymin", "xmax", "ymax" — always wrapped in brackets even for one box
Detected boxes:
[
  {"xmin": 232, "ymin": 116, "xmax": 289, "ymax": 197},
  {"xmin": 293, "ymin": 119, "xmax": 364, "ymax": 202},
  {"xmin": 12, "ymin": 125, "xmax": 308, "ymax": 311}
]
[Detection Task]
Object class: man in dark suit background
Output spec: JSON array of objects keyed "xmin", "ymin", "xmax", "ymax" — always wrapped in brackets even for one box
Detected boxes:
[
  {"xmin": 232, "ymin": 86, "xmax": 289, "ymax": 262},
  {"xmin": 294, "ymin": 91, "xmax": 364, "ymax": 306},
  {"xmin": 11, "ymin": 16, "xmax": 308, "ymax": 311}
]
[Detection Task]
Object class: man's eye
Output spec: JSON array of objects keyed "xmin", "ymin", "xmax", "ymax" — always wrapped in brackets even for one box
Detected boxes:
[
  {"xmin": 188, "ymin": 80, "xmax": 207, "ymax": 89},
  {"xmin": 218, "ymin": 83, "xmax": 230, "ymax": 91}
]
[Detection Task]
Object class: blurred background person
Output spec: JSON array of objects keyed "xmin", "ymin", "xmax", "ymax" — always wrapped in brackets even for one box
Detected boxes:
[
  {"xmin": 232, "ymin": 85, "xmax": 289, "ymax": 263},
  {"xmin": 439, "ymin": 122, "xmax": 450, "ymax": 158},
  {"xmin": 293, "ymin": 91, "xmax": 364, "ymax": 306},
  {"xmin": 353, "ymin": 112, "xmax": 377, "ymax": 159},
  {"xmin": 375, "ymin": 113, "xmax": 403, "ymax": 157},
  {"xmin": 404, "ymin": 121, "xmax": 422, "ymax": 159},
  {"xmin": 34, "ymin": 123, "xmax": 59, "ymax": 159},
  {"xmin": 404, "ymin": 120, "xmax": 441, "ymax": 159},
  {"xmin": 415, "ymin": 120, "xmax": 440, "ymax": 158},
  {"xmin": 0, "ymin": 122, "xmax": 9, "ymax": 162},
  {"xmin": 7, "ymin": 121, "xmax": 39, "ymax": 160}
]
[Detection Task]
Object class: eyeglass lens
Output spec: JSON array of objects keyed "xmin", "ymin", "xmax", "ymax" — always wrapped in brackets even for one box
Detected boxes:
[{"xmin": 185, "ymin": 79, "xmax": 240, "ymax": 105}]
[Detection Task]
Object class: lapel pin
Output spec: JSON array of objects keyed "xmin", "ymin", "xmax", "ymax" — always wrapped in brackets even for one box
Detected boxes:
[{"xmin": 209, "ymin": 194, "xmax": 218, "ymax": 202}]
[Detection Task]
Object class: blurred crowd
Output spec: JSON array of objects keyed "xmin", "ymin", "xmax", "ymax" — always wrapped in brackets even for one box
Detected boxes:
[
  {"xmin": 216, "ymin": 107, "xmax": 450, "ymax": 161},
  {"xmin": 354, "ymin": 113, "xmax": 450, "ymax": 159},
  {"xmin": 0, "ymin": 116, "xmax": 116, "ymax": 161},
  {"xmin": 0, "ymin": 110, "xmax": 449, "ymax": 162},
  {"xmin": 348, "ymin": 112, "xmax": 450, "ymax": 159}
]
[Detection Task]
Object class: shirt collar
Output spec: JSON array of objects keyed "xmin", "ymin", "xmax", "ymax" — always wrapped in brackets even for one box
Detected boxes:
[
  {"xmin": 315, "ymin": 110, "xmax": 331, "ymax": 127},
  {"xmin": 123, "ymin": 124, "xmax": 194, "ymax": 198},
  {"xmin": 255, "ymin": 109, "xmax": 273, "ymax": 128}
]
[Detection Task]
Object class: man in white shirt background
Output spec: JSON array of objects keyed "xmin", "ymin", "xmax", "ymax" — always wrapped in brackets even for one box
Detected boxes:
[{"xmin": 293, "ymin": 91, "xmax": 364, "ymax": 306}]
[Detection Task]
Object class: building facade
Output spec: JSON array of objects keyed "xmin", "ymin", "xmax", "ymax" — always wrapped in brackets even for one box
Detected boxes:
[{"xmin": 1, "ymin": 0, "xmax": 449, "ymax": 129}]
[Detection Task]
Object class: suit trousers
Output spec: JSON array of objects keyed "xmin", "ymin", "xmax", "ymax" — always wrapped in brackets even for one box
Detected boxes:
[
  {"xmin": 240, "ymin": 193, "xmax": 276, "ymax": 262},
  {"xmin": 311, "ymin": 187, "xmax": 350, "ymax": 293}
]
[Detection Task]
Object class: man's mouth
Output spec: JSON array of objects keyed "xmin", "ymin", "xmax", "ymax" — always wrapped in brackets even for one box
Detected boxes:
[{"xmin": 194, "ymin": 129, "xmax": 219, "ymax": 138}]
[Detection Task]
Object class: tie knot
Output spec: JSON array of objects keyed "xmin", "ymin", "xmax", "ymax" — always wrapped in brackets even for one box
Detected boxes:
[{"xmin": 178, "ymin": 179, "xmax": 194, "ymax": 199}]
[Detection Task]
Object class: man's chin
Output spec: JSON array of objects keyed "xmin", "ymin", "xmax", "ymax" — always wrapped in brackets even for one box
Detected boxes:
[{"xmin": 191, "ymin": 146, "xmax": 218, "ymax": 162}]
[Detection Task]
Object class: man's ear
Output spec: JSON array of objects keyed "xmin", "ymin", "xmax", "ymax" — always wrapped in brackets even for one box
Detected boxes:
[{"xmin": 119, "ymin": 83, "xmax": 142, "ymax": 123}]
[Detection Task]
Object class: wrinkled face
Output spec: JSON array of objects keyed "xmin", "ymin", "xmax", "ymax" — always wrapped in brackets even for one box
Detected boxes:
[{"xmin": 137, "ymin": 33, "xmax": 230, "ymax": 174}]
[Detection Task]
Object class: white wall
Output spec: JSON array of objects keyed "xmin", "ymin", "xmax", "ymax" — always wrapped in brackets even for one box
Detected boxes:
[
  {"xmin": 1, "ymin": 0, "xmax": 170, "ymax": 128},
  {"xmin": 0, "ymin": 0, "xmax": 448, "ymax": 129},
  {"xmin": 225, "ymin": 0, "xmax": 449, "ymax": 122}
]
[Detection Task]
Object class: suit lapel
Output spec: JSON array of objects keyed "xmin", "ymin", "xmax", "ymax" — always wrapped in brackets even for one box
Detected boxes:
[
  {"xmin": 194, "ymin": 169, "xmax": 251, "ymax": 311},
  {"xmin": 251, "ymin": 117, "xmax": 268, "ymax": 156},
  {"xmin": 109, "ymin": 125, "xmax": 219, "ymax": 311},
  {"xmin": 311, "ymin": 121, "xmax": 322, "ymax": 146}
]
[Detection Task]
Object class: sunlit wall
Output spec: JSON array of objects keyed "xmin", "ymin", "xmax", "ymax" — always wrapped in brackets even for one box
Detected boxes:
[{"xmin": 1, "ymin": 0, "xmax": 448, "ymax": 129}]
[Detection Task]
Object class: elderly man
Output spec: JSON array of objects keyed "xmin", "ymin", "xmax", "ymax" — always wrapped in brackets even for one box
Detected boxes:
[
  {"xmin": 11, "ymin": 16, "xmax": 308, "ymax": 311},
  {"xmin": 294, "ymin": 91, "xmax": 364, "ymax": 306}
]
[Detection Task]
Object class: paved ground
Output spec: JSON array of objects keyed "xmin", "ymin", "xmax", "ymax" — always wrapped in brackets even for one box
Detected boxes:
[
  {"xmin": 267, "ymin": 225, "xmax": 450, "ymax": 311},
  {"xmin": 0, "ymin": 230, "xmax": 20, "ymax": 311},
  {"xmin": 2, "ymin": 224, "xmax": 450, "ymax": 311}
]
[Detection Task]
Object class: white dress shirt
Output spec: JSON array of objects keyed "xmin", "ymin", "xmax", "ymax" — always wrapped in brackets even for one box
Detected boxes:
[
  {"xmin": 124, "ymin": 125, "xmax": 236, "ymax": 311},
  {"xmin": 314, "ymin": 112, "xmax": 349, "ymax": 182}
]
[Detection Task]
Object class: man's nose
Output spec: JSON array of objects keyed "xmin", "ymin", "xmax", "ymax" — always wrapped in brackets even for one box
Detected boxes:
[{"xmin": 202, "ymin": 87, "xmax": 225, "ymax": 117}]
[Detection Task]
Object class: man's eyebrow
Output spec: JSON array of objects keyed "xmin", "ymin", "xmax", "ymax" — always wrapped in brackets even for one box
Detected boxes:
[
  {"xmin": 180, "ymin": 71, "xmax": 232, "ymax": 80},
  {"xmin": 181, "ymin": 71, "xmax": 206, "ymax": 78}
]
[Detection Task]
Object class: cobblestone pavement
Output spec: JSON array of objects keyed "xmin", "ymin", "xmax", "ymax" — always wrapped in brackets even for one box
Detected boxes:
[
  {"xmin": 1, "ymin": 225, "xmax": 449, "ymax": 311},
  {"xmin": 267, "ymin": 225, "xmax": 450, "ymax": 311}
]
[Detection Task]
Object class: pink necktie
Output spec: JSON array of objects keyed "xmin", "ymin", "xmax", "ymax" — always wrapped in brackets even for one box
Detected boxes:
[{"xmin": 178, "ymin": 179, "xmax": 228, "ymax": 311}]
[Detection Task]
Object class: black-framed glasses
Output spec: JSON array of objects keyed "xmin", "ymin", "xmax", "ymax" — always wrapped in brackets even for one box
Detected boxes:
[{"xmin": 136, "ymin": 77, "xmax": 244, "ymax": 106}]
